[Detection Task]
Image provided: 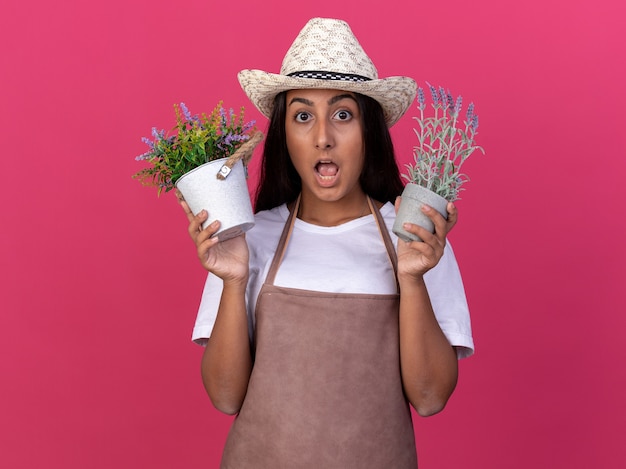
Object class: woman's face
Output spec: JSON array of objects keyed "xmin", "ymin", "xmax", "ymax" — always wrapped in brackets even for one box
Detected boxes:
[{"xmin": 285, "ymin": 89, "xmax": 365, "ymax": 204}]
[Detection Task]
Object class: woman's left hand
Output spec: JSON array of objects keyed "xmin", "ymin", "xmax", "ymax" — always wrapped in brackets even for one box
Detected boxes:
[{"xmin": 394, "ymin": 198, "xmax": 458, "ymax": 279}]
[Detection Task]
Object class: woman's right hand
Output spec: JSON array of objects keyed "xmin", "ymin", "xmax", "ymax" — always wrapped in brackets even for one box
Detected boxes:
[{"xmin": 177, "ymin": 190, "xmax": 249, "ymax": 284}]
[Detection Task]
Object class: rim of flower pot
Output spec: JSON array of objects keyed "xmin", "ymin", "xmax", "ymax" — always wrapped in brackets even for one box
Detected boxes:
[{"xmin": 392, "ymin": 183, "xmax": 448, "ymax": 242}]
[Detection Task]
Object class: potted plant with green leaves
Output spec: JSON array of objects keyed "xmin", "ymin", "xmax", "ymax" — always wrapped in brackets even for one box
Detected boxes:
[
  {"xmin": 393, "ymin": 83, "xmax": 484, "ymax": 242},
  {"xmin": 133, "ymin": 102, "xmax": 263, "ymax": 241}
]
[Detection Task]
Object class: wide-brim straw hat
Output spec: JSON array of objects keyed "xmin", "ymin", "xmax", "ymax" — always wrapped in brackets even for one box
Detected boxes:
[{"xmin": 238, "ymin": 18, "xmax": 417, "ymax": 127}]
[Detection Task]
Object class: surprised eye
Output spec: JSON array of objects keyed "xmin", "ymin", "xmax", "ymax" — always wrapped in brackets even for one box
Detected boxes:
[
  {"xmin": 334, "ymin": 110, "xmax": 352, "ymax": 121},
  {"xmin": 295, "ymin": 112, "xmax": 311, "ymax": 123}
]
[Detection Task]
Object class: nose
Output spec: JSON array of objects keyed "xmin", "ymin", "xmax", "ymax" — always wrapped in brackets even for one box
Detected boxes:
[{"xmin": 314, "ymin": 118, "xmax": 334, "ymax": 150}]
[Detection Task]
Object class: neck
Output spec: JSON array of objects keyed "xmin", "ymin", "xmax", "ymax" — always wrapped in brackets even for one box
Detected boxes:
[{"xmin": 295, "ymin": 192, "xmax": 372, "ymax": 227}]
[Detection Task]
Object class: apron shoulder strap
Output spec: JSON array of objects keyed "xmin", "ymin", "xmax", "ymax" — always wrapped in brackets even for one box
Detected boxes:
[
  {"xmin": 265, "ymin": 195, "xmax": 299, "ymax": 286},
  {"xmin": 368, "ymin": 197, "xmax": 399, "ymax": 291}
]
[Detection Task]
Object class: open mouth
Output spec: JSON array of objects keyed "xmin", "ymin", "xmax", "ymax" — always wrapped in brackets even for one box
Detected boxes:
[{"xmin": 315, "ymin": 160, "xmax": 339, "ymax": 181}]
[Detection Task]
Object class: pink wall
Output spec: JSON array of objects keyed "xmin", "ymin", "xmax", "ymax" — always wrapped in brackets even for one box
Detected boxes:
[{"xmin": 2, "ymin": 0, "xmax": 625, "ymax": 467}]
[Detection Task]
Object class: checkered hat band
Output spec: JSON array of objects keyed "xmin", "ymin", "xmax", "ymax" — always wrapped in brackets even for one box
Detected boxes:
[{"xmin": 287, "ymin": 71, "xmax": 372, "ymax": 82}]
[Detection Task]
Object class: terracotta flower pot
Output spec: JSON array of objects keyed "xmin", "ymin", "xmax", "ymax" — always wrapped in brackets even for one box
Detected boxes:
[
  {"xmin": 392, "ymin": 183, "xmax": 448, "ymax": 242},
  {"xmin": 175, "ymin": 158, "xmax": 254, "ymax": 242}
]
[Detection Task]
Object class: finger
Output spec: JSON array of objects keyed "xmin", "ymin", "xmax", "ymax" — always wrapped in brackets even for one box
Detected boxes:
[
  {"xmin": 176, "ymin": 190, "xmax": 195, "ymax": 221},
  {"xmin": 195, "ymin": 219, "xmax": 219, "ymax": 243},
  {"xmin": 181, "ymin": 201, "xmax": 194, "ymax": 221},
  {"xmin": 197, "ymin": 231, "xmax": 220, "ymax": 262},
  {"xmin": 397, "ymin": 235, "xmax": 439, "ymax": 273},
  {"xmin": 187, "ymin": 210, "xmax": 209, "ymax": 239},
  {"xmin": 445, "ymin": 202, "xmax": 458, "ymax": 230},
  {"xmin": 421, "ymin": 205, "xmax": 449, "ymax": 240},
  {"xmin": 400, "ymin": 220, "xmax": 436, "ymax": 245},
  {"xmin": 176, "ymin": 190, "xmax": 190, "ymax": 212}
]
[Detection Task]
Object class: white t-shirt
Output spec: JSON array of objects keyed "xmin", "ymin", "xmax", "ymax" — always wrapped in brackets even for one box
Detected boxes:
[{"xmin": 192, "ymin": 202, "xmax": 474, "ymax": 358}]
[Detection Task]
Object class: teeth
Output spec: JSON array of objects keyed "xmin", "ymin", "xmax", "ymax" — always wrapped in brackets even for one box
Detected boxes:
[{"xmin": 316, "ymin": 161, "xmax": 338, "ymax": 177}]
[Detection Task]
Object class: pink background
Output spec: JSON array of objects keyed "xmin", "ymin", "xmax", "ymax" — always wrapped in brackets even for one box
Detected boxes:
[{"xmin": 2, "ymin": 0, "xmax": 625, "ymax": 467}]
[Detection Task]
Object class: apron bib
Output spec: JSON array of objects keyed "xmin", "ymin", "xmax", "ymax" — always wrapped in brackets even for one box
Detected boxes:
[{"xmin": 221, "ymin": 198, "xmax": 417, "ymax": 468}]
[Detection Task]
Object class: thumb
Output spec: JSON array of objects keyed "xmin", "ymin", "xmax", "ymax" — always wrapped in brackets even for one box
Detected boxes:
[{"xmin": 394, "ymin": 196, "xmax": 402, "ymax": 213}]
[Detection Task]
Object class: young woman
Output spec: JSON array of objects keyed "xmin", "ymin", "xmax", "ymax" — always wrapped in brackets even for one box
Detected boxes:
[{"xmin": 180, "ymin": 17, "xmax": 474, "ymax": 468}]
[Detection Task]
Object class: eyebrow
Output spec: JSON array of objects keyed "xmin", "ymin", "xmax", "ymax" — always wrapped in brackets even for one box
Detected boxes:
[
  {"xmin": 328, "ymin": 93, "xmax": 357, "ymax": 105},
  {"xmin": 288, "ymin": 93, "xmax": 357, "ymax": 107}
]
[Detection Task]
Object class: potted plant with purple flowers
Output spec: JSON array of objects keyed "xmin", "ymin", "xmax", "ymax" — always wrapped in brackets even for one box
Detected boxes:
[
  {"xmin": 134, "ymin": 102, "xmax": 263, "ymax": 241},
  {"xmin": 393, "ymin": 83, "xmax": 484, "ymax": 242}
]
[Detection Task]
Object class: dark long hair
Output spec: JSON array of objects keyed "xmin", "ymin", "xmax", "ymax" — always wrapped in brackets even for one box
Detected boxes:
[{"xmin": 254, "ymin": 91, "xmax": 404, "ymax": 212}]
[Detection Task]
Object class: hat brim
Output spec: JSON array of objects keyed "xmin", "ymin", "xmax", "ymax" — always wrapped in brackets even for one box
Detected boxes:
[{"xmin": 238, "ymin": 70, "xmax": 416, "ymax": 127}]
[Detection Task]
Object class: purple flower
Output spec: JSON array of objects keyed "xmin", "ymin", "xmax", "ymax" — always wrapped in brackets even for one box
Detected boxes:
[
  {"xmin": 447, "ymin": 91, "xmax": 455, "ymax": 112},
  {"xmin": 180, "ymin": 102, "xmax": 192, "ymax": 122},
  {"xmin": 230, "ymin": 134, "xmax": 249, "ymax": 145},
  {"xmin": 439, "ymin": 87, "xmax": 447, "ymax": 108},
  {"xmin": 222, "ymin": 133, "xmax": 234, "ymax": 147},
  {"xmin": 417, "ymin": 87, "xmax": 425, "ymax": 110},
  {"xmin": 426, "ymin": 82, "xmax": 439, "ymax": 106},
  {"xmin": 470, "ymin": 114, "xmax": 479, "ymax": 132},
  {"xmin": 141, "ymin": 136, "xmax": 154, "ymax": 149},
  {"xmin": 466, "ymin": 102, "xmax": 475, "ymax": 121},
  {"xmin": 242, "ymin": 120, "xmax": 256, "ymax": 133},
  {"xmin": 135, "ymin": 151, "xmax": 152, "ymax": 161},
  {"xmin": 218, "ymin": 132, "xmax": 249, "ymax": 150},
  {"xmin": 454, "ymin": 95, "xmax": 463, "ymax": 116},
  {"xmin": 151, "ymin": 127, "xmax": 165, "ymax": 141}
]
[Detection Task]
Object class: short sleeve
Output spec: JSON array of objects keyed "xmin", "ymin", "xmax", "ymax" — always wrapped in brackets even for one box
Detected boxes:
[
  {"xmin": 424, "ymin": 241, "xmax": 474, "ymax": 359},
  {"xmin": 191, "ymin": 273, "xmax": 223, "ymax": 346}
]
